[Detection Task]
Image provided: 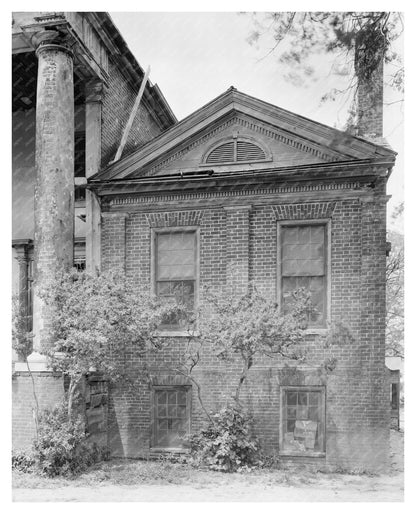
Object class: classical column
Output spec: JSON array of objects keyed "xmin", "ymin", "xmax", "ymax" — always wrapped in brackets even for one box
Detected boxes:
[
  {"xmin": 85, "ymin": 79, "xmax": 103, "ymax": 274},
  {"xmin": 30, "ymin": 31, "xmax": 75, "ymax": 362}
]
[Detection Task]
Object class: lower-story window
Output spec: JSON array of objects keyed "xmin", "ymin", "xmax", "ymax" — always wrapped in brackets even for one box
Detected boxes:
[
  {"xmin": 280, "ymin": 386, "xmax": 325, "ymax": 455},
  {"xmin": 152, "ymin": 386, "xmax": 191, "ymax": 449}
]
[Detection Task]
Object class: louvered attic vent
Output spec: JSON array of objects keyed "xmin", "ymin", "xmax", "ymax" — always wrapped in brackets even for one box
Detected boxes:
[{"xmin": 206, "ymin": 139, "xmax": 267, "ymax": 164}]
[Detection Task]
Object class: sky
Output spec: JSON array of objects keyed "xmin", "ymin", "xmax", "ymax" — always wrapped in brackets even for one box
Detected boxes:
[{"xmin": 110, "ymin": 11, "xmax": 404, "ymax": 230}]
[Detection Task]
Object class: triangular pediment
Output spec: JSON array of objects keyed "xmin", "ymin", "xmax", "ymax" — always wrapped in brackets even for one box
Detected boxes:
[{"xmin": 91, "ymin": 88, "xmax": 396, "ymax": 182}]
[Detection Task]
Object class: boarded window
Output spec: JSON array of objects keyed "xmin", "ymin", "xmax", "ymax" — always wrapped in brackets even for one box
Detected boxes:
[
  {"xmin": 281, "ymin": 387, "xmax": 325, "ymax": 455},
  {"xmin": 155, "ymin": 231, "xmax": 197, "ymax": 329},
  {"xmin": 152, "ymin": 387, "xmax": 191, "ymax": 449},
  {"xmin": 281, "ymin": 224, "xmax": 327, "ymax": 326}
]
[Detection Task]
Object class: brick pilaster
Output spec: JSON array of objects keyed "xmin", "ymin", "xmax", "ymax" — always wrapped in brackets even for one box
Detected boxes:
[{"xmin": 224, "ymin": 205, "xmax": 251, "ymax": 295}]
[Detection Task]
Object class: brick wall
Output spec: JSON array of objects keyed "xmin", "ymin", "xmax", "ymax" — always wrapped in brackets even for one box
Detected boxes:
[
  {"xmin": 100, "ymin": 182, "xmax": 390, "ymax": 472},
  {"xmin": 101, "ymin": 58, "xmax": 163, "ymax": 167},
  {"xmin": 357, "ymin": 59, "xmax": 384, "ymax": 139},
  {"xmin": 12, "ymin": 372, "xmax": 65, "ymax": 449}
]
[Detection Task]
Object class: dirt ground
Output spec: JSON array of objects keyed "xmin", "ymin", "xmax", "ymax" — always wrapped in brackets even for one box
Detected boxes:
[{"xmin": 12, "ymin": 429, "xmax": 404, "ymax": 502}]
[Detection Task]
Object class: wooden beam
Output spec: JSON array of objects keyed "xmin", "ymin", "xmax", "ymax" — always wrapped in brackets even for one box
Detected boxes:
[{"xmin": 112, "ymin": 65, "xmax": 150, "ymax": 164}]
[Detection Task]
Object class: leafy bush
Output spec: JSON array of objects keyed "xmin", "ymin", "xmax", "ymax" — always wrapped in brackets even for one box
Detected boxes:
[
  {"xmin": 12, "ymin": 449, "xmax": 36, "ymax": 473},
  {"xmin": 33, "ymin": 402, "xmax": 108, "ymax": 477},
  {"xmin": 189, "ymin": 404, "xmax": 260, "ymax": 472}
]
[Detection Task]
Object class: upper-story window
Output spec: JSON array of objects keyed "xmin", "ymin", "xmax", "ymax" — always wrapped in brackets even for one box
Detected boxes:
[
  {"xmin": 279, "ymin": 223, "xmax": 328, "ymax": 328},
  {"xmin": 204, "ymin": 138, "xmax": 268, "ymax": 165},
  {"xmin": 154, "ymin": 229, "xmax": 198, "ymax": 330}
]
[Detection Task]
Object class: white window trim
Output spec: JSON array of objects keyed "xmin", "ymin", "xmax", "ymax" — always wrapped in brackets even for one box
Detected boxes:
[
  {"xmin": 150, "ymin": 225, "xmax": 200, "ymax": 337},
  {"xmin": 279, "ymin": 385, "xmax": 326, "ymax": 458},
  {"xmin": 276, "ymin": 218, "xmax": 331, "ymax": 332}
]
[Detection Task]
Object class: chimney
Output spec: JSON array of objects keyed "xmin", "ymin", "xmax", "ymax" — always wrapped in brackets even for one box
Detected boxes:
[{"xmin": 355, "ymin": 44, "xmax": 384, "ymax": 140}]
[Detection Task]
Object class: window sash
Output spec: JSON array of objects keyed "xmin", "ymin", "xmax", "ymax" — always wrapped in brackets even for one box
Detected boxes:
[
  {"xmin": 154, "ymin": 230, "xmax": 197, "ymax": 329},
  {"xmin": 152, "ymin": 386, "xmax": 191, "ymax": 449},
  {"xmin": 281, "ymin": 387, "xmax": 325, "ymax": 455},
  {"xmin": 280, "ymin": 223, "xmax": 327, "ymax": 326},
  {"xmin": 155, "ymin": 231, "xmax": 196, "ymax": 282}
]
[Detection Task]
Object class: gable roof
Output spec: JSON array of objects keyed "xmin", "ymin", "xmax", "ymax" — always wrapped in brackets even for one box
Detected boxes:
[{"xmin": 90, "ymin": 87, "xmax": 396, "ymax": 183}]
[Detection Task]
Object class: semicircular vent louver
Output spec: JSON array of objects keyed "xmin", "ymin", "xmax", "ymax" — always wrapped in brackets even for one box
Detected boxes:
[
  {"xmin": 206, "ymin": 142, "xmax": 235, "ymax": 164},
  {"xmin": 206, "ymin": 140, "xmax": 267, "ymax": 164},
  {"xmin": 236, "ymin": 141, "xmax": 266, "ymax": 162}
]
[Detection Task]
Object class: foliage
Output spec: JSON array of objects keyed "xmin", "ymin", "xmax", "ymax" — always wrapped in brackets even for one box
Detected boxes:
[
  {"xmin": 12, "ymin": 449, "xmax": 36, "ymax": 473},
  {"xmin": 33, "ymin": 401, "xmax": 108, "ymax": 477},
  {"xmin": 247, "ymin": 12, "xmax": 403, "ymax": 107},
  {"xmin": 189, "ymin": 403, "xmax": 260, "ymax": 472},
  {"xmin": 12, "ymin": 295, "xmax": 33, "ymax": 360},
  {"xmin": 386, "ymin": 229, "xmax": 404, "ymax": 358},
  {"xmin": 194, "ymin": 286, "xmax": 313, "ymax": 402},
  {"xmin": 39, "ymin": 270, "xmax": 180, "ymax": 417}
]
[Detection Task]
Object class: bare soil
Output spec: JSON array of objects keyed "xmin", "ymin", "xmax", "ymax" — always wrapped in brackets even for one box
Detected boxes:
[{"xmin": 12, "ymin": 429, "xmax": 404, "ymax": 502}]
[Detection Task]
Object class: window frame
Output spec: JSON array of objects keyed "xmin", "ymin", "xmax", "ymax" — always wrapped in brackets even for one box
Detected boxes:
[
  {"xmin": 279, "ymin": 385, "xmax": 326, "ymax": 457},
  {"xmin": 151, "ymin": 226, "xmax": 200, "ymax": 336},
  {"xmin": 150, "ymin": 385, "xmax": 192, "ymax": 451},
  {"xmin": 276, "ymin": 219, "xmax": 331, "ymax": 332}
]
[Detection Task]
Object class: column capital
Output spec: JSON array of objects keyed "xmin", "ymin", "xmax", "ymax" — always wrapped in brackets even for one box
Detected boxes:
[
  {"xmin": 12, "ymin": 239, "xmax": 33, "ymax": 262},
  {"xmin": 85, "ymin": 79, "xmax": 104, "ymax": 103},
  {"xmin": 31, "ymin": 29, "xmax": 74, "ymax": 59}
]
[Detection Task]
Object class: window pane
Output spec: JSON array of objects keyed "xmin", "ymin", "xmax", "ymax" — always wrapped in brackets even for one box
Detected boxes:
[
  {"xmin": 168, "ymin": 391, "xmax": 177, "ymax": 404},
  {"xmin": 177, "ymin": 391, "xmax": 187, "ymax": 405},
  {"xmin": 157, "ymin": 406, "xmax": 167, "ymax": 417},
  {"xmin": 167, "ymin": 405, "xmax": 177, "ymax": 417},
  {"xmin": 309, "ymin": 392, "xmax": 320, "ymax": 405},
  {"xmin": 297, "ymin": 226, "xmax": 311, "ymax": 244},
  {"xmin": 287, "ymin": 407, "xmax": 297, "ymax": 418},
  {"xmin": 287, "ymin": 392, "xmax": 297, "ymax": 405},
  {"xmin": 156, "ymin": 391, "xmax": 167, "ymax": 404},
  {"xmin": 310, "ymin": 225, "xmax": 324, "ymax": 242},
  {"xmin": 282, "ymin": 227, "xmax": 298, "ymax": 244},
  {"xmin": 282, "ymin": 388, "xmax": 324, "ymax": 454}
]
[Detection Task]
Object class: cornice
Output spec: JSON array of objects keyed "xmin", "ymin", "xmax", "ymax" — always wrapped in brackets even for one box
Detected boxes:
[{"xmin": 102, "ymin": 181, "xmax": 365, "ymax": 209}]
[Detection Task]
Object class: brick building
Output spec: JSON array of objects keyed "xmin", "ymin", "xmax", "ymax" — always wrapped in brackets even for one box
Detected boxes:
[{"xmin": 12, "ymin": 13, "xmax": 396, "ymax": 472}]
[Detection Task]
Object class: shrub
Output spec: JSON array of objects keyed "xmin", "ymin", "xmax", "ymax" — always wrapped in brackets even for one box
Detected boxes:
[
  {"xmin": 189, "ymin": 404, "xmax": 260, "ymax": 472},
  {"xmin": 12, "ymin": 449, "xmax": 36, "ymax": 473},
  {"xmin": 33, "ymin": 402, "xmax": 108, "ymax": 477}
]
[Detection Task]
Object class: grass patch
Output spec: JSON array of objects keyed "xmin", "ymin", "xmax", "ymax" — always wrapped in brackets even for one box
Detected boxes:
[{"xmin": 13, "ymin": 458, "xmax": 322, "ymax": 490}]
